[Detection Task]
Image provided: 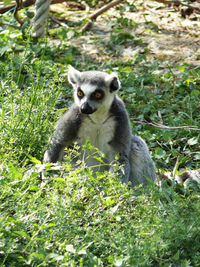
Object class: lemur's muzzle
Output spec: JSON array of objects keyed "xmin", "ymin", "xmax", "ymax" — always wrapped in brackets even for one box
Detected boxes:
[{"xmin": 80, "ymin": 102, "xmax": 97, "ymax": 114}]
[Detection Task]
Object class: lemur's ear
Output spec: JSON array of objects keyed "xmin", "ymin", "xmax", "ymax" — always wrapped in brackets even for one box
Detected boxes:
[
  {"xmin": 106, "ymin": 73, "xmax": 121, "ymax": 93},
  {"xmin": 68, "ymin": 66, "xmax": 81, "ymax": 85}
]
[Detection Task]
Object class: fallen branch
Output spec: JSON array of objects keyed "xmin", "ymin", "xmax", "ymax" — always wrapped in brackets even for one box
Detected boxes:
[
  {"xmin": 160, "ymin": 169, "xmax": 200, "ymax": 186},
  {"xmin": 0, "ymin": 0, "xmax": 35, "ymax": 13},
  {"xmin": 153, "ymin": 0, "xmax": 194, "ymax": 7},
  {"xmin": 153, "ymin": 0, "xmax": 200, "ymax": 14},
  {"xmin": 132, "ymin": 119, "xmax": 200, "ymax": 132},
  {"xmin": 0, "ymin": 0, "xmax": 74, "ymax": 14},
  {"xmin": 14, "ymin": 0, "xmax": 24, "ymax": 25},
  {"xmin": 81, "ymin": 0, "xmax": 124, "ymax": 32}
]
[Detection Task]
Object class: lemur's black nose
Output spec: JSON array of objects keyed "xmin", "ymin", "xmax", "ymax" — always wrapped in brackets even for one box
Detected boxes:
[{"xmin": 80, "ymin": 102, "xmax": 96, "ymax": 114}]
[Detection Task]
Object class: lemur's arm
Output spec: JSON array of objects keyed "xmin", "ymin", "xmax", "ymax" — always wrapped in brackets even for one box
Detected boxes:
[
  {"xmin": 44, "ymin": 104, "xmax": 82, "ymax": 163},
  {"xmin": 109, "ymin": 97, "xmax": 132, "ymax": 183}
]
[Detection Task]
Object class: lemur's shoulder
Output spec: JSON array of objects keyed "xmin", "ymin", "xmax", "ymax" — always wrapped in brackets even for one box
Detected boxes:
[
  {"xmin": 53, "ymin": 104, "xmax": 82, "ymax": 144},
  {"xmin": 109, "ymin": 96, "xmax": 132, "ymax": 155},
  {"xmin": 110, "ymin": 95, "xmax": 131, "ymax": 129}
]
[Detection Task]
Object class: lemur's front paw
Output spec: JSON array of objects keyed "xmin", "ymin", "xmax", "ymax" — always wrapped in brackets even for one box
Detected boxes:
[{"xmin": 43, "ymin": 150, "xmax": 51, "ymax": 163}]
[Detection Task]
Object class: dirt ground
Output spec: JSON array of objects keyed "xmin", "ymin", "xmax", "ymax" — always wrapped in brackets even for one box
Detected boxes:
[{"xmin": 50, "ymin": 0, "xmax": 200, "ymax": 67}]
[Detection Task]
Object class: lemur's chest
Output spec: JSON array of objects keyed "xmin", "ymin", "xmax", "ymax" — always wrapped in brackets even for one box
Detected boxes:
[{"xmin": 77, "ymin": 115, "xmax": 116, "ymax": 158}]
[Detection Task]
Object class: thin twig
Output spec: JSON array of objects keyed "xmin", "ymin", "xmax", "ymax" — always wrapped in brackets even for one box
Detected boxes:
[
  {"xmin": 81, "ymin": 0, "xmax": 124, "ymax": 32},
  {"xmin": 90, "ymin": 0, "xmax": 124, "ymax": 20},
  {"xmin": 132, "ymin": 119, "xmax": 200, "ymax": 132},
  {"xmin": 49, "ymin": 15, "xmax": 69, "ymax": 29},
  {"xmin": 0, "ymin": 21, "xmax": 21, "ymax": 28}
]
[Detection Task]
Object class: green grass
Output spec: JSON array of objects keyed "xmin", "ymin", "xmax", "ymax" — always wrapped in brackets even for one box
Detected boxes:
[
  {"xmin": 0, "ymin": 11, "xmax": 200, "ymax": 266},
  {"xmin": 1, "ymin": 163, "xmax": 200, "ymax": 266}
]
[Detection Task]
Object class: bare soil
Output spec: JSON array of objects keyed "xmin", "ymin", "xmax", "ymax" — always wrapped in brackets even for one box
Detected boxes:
[{"xmin": 50, "ymin": 0, "xmax": 200, "ymax": 67}]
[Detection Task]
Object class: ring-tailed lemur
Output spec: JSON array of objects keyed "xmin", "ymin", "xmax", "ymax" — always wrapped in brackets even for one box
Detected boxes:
[{"xmin": 44, "ymin": 66, "xmax": 156, "ymax": 187}]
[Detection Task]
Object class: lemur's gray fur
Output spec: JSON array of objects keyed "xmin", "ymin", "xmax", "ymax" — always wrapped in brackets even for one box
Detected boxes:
[{"xmin": 44, "ymin": 66, "xmax": 156, "ymax": 187}]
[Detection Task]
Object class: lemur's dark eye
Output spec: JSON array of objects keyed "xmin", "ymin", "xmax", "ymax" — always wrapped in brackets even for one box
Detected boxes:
[
  {"xmin": 91, "ymin": 89, "xmax": 104, "ymax": 101},
  {"xmin": 77, "ymin": 89, "xmax": 84, "ymax": 98},
  {"xmin": 95, "ymin": 92, "xmax": 102, "ymax": 99}
]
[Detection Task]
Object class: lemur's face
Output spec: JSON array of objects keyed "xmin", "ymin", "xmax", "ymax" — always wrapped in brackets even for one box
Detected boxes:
[{"xmin": 68, "ymin": 66, "xmax": 121, "ymax": 115}]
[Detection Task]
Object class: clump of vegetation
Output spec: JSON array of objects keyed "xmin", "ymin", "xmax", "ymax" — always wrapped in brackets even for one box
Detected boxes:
[
  {"xmin": 1, "ymin": 162, "xmax": 200, "ymax": 266},
  {"xmin": 0, "ymin": 1, "xmax": 200, "ymax": 266}
]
